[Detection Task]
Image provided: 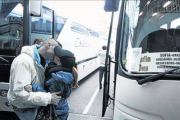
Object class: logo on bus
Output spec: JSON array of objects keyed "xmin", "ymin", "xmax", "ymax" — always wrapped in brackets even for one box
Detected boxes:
[{"xmin": 74, "ymin": 39, "xmax": 91, "ymax": 47}]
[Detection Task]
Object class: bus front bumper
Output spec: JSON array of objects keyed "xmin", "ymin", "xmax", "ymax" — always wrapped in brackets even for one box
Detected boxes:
[{"xmin": 0, "ymin": 82, "xmax": 13, "ymax": 112}]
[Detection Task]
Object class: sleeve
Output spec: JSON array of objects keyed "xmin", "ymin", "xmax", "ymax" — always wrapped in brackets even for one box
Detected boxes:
[
  {"xmin": 12, "ymin": 58, "xmax": 51, "ymax": 106},
  {"xmin": 51, "ymin": 71, "xmax": 74, "ymax": 84},
  {"xmin": 98, "ymin": 50, "xmax": 101, "ymax": 56},
  {"xmin": 32, "ymin": 84, "xmax": 47, "ymax": 93}
]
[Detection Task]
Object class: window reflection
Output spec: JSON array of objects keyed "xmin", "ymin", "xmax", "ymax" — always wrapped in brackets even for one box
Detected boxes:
[
  {"xmin": 55, "ymin": 16, "xmax": 67, "ymax": 39},
  {"xmin": 31, "ymin": 7, "xmax": 53, "ymax": 34},
  {"xmin": 0, "ymin": 3, "xmax": 23, "ymax": 55}
]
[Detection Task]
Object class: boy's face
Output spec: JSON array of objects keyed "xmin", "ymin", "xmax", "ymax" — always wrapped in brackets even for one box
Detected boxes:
[{"xmin": 53, "ymin": 56, "xmax": 61, "ymax": 65}]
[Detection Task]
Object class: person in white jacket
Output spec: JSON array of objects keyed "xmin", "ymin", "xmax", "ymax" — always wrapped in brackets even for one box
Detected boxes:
[
  {"xmin": 7, "ymin": 39, "xmax": 61, "ymax": 120},
  {"xmin": 98, "ymin": 46, "xmax": 107, "ymax": 89}
]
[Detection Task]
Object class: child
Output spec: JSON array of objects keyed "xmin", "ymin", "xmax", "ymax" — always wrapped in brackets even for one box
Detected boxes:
[{"xmin": 24, "ymin": 46, "xmax": 78, "ymax": 120}]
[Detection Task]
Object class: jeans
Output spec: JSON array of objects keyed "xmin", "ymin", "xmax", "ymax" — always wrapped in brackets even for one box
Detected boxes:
[
  {"xmin": 99, "ymin": 66, "xmax": 105, "ymax": 88},
  {"xmin": 13, "ymin": 106, "xmax": 38, "ymax": 120}
]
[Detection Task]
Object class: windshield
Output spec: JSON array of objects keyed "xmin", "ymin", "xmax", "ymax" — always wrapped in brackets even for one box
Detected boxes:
[
  {"xmin": 122, "ymin": 0, "xmax": 180, "ymax": 73},
  {"xmin": 0, "ymin": 2, "xmax": 23, "ymax": 56}
]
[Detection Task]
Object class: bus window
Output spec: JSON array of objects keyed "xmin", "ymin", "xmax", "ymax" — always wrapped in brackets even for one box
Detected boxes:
[
  {"xmin": 55, "ymin": 16, "xmax": 67, "ymax": 39},
  {"xmin": 31, "ymin": 6, "xmax": 53, "ymax": 34},
  {"xmin": 0, "ymin": 3, "xmax": 23, "ymax": 56},
  {"xmin": 89, "ymin": 29, "xmax": 99, "ymax": 37},
  {"xmin": 71, "ymin": 22, "xmax": 89, "ymax": 34},
  {"xmin": 119, "ymin": 0, "xmax": 180, "ymax": 73}
]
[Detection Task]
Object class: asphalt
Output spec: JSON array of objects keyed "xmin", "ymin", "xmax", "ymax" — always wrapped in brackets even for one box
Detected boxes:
[{"xmin": 68, "ymin": 65, "xmax": 115, "ymax": 119}]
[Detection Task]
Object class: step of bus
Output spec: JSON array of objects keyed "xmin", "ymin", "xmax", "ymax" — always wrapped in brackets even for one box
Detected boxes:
[{"xmin": 68, "ymin": 113, "xmax": 113, "ymax": 120}]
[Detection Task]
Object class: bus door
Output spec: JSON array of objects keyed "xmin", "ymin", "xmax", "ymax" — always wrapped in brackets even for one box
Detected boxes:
[
  {"xmin": 0, "ymin": 0, "xmax": 43, "ymax": 112},
  {"xmin": 102, "ymin": 0, "xmax": 120, "ymax": 117},
  {"xmin": 0, "ymin": 1, "xmax": 23, "ymax": 83},
  {"xmin": 0, "ymin": 0, "xmax": 24, "ymax": 112}
]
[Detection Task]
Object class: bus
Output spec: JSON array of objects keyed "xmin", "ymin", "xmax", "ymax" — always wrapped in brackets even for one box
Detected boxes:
[
  {"xmin": 56, "ymin": 17, "xmax": 105, "ymax": 80},
  {"xmin": 0, "ymin": 0, "xmax": 105, "ymax": 112},
  {"xmin": 104, "ymin": 0, "xmax": 180, "ymax": 120}
]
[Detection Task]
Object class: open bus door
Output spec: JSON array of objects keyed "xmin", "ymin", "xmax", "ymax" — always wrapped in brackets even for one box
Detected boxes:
[{"xmin": 102, "ymin": 0, "xmax": 120, "ymax": 117}]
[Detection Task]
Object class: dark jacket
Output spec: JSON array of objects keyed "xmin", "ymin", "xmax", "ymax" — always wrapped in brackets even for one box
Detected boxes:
[{"xmin": 32, "ymin": 65, "xmax": 74, "ymax": 116}]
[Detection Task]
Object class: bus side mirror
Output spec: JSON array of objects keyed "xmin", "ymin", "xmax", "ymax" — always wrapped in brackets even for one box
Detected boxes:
[
  {"xmin": 29, "ymin": 0, "xmax": 42, "ymax": 17},
  {"xmin": 104, "ymin": 0, "xmax": 120, "ymax": 12}
]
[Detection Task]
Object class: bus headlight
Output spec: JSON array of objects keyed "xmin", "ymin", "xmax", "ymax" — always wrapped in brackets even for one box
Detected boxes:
[{"xmin": 0, "ymin": 90, "xmax": 8, "ymax": 97}]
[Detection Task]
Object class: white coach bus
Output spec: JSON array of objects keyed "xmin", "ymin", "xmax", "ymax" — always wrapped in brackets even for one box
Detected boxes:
[
  {"xmin": 0, "ymin": 0, "xmax": 105, "ymax": 112},
  {"xmin": 57, "ymin": 17, "xmax": 104, "ymax": 80}
]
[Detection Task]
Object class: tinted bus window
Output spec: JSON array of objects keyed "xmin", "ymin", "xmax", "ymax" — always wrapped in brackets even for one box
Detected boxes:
[
  {"xmin": 71, "ymin": 22, "xmax": 88, "ymax": 34},
  {"xmin": 119, "ymin": 0, "xmax": 180, "ymax": 73},
  {"xmin": 0, "ymin": 3, "xmax": 23, "ymax": 55},
  {"xmin": 55, "ymin": 16, "xmax": 67, "ymax": 39},
  {"xmin": 31, "ymin": 7, "xmax": 53, "ymax": 34},
  {"xmin": 89, "ymin": 29, "xmax": 99, "ymax": 37}
]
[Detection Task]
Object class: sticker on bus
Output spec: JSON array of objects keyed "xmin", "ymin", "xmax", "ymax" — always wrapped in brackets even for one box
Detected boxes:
[{"xmin": 140, "ymin": 52, "xmax": 180, "ymax": 72}]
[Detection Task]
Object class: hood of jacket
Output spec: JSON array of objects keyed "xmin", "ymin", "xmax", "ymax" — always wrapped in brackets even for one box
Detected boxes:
[
  {"xmin": 45, "ymin": 64, "xmax": 72, "ymax": 79},
  {"xmin": 21, "ymin": 45, "xmax": 34, "ymax": 59},
  {"xmin": 21, "ymin": 45, "xmax": 43, "ymax": 69}
]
